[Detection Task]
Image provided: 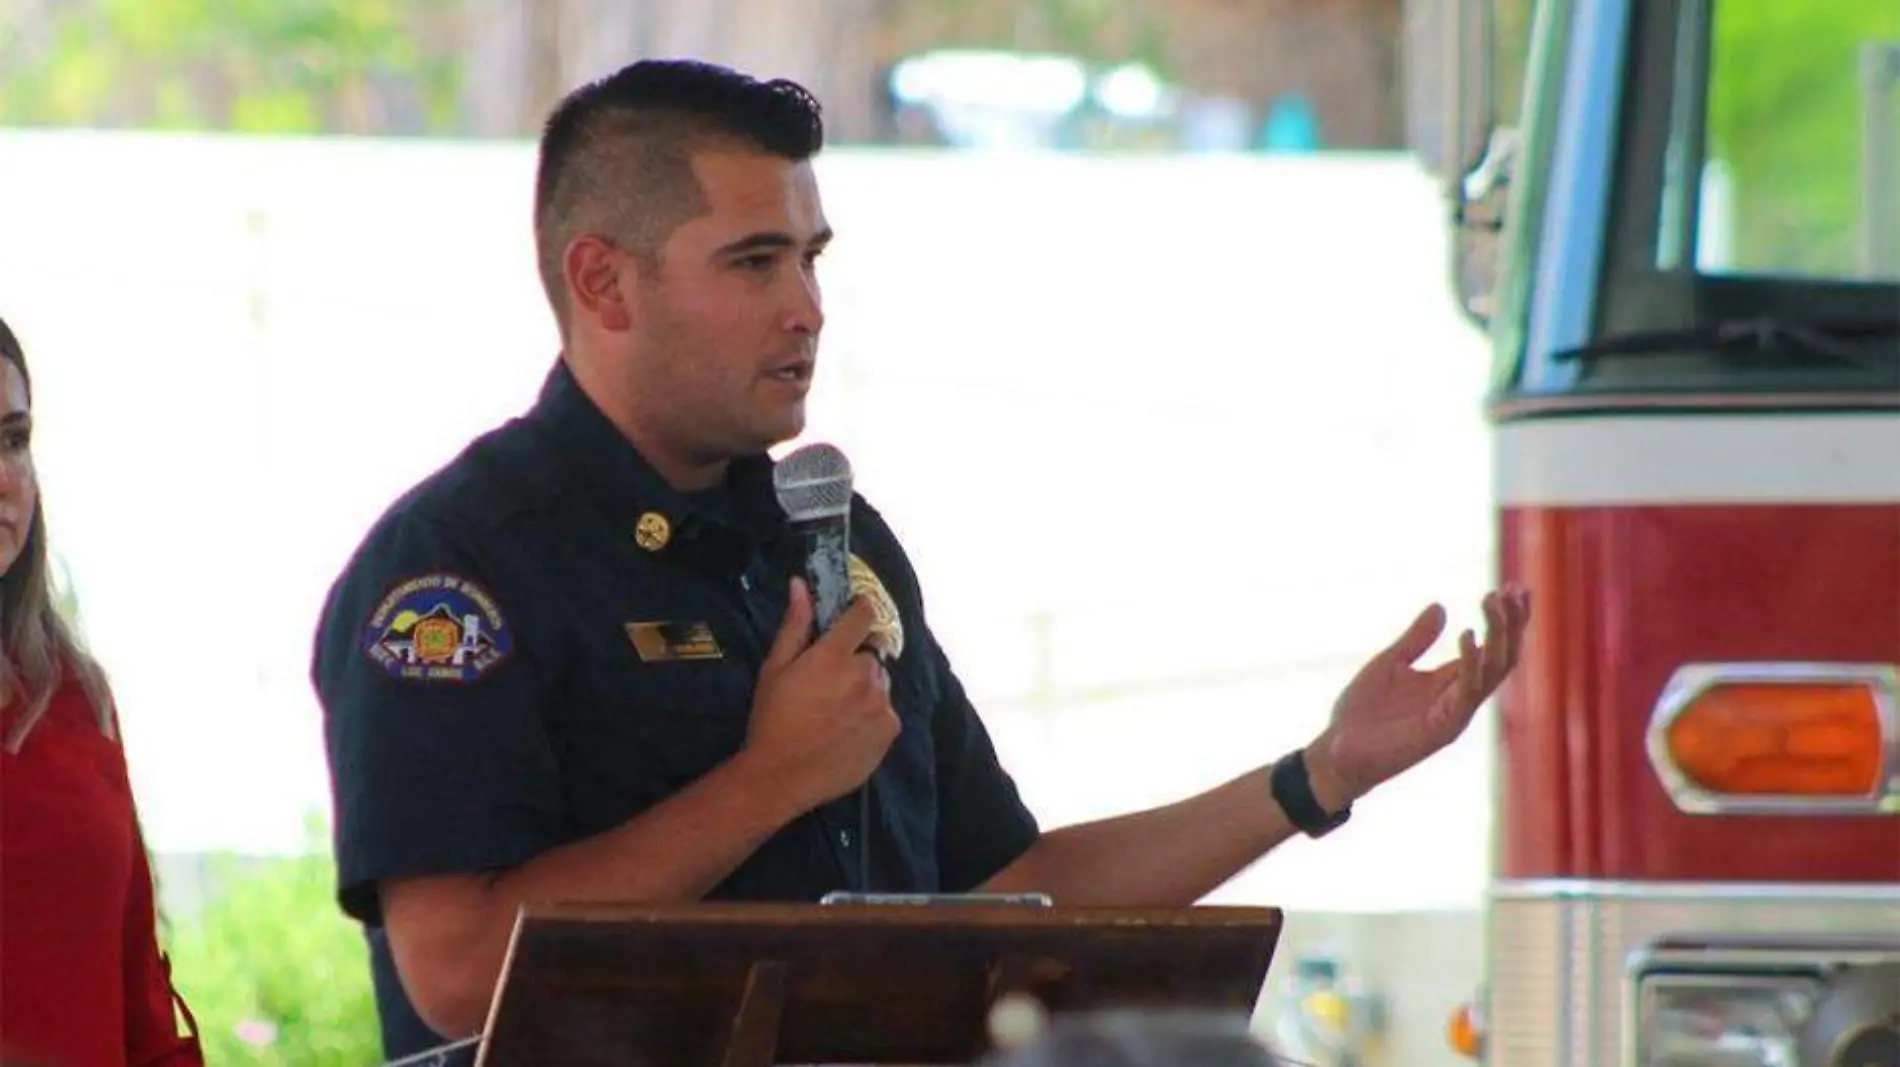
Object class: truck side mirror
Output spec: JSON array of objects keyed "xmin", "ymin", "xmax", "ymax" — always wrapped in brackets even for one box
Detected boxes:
[
  {"xmin": 1403, "ymin": 0, "xmax": 1503, "ymax": 329},
  {"xmin": 1454, "ymin": 127, "xmax": 1517, "ymax": 324},
  {"xmin": 1403, "ymin": 0, "xmax": 1495, "ymax": 185}
]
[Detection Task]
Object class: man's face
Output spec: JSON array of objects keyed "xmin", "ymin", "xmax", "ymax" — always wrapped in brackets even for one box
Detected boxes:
[
  {"xmin": 0, "ymin": 358, "xmax": 36, "ymax": 578},
  {"xmin": 622, "ymin": 150, "xmax": 831, "ymax": 464}
]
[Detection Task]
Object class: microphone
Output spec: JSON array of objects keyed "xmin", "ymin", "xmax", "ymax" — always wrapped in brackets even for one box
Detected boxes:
[
  {"xmin": 773, "ymin": 442, "xmax": 855, "ymax": 634},
  {"xmin": 772, "ymin": 441, "xmax": 875, "ymax": 893}
]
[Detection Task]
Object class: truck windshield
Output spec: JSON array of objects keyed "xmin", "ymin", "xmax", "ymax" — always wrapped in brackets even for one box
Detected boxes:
[{"xmin": 1501, "ymin": 0, "xmax": 1900, "ymax": 402}]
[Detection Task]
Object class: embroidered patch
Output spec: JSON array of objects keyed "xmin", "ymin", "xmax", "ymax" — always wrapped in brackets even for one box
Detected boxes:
[
  {"xmin": 848, "ymin": 554, "xmax": 905, "ymax": 662},
  {"xmin": 363, "ymin": 574, "xmax": 513, "ymax": 682},
  {"xmin": 626, "ymin": 620, "xmax": 724, "ymax": 663}
]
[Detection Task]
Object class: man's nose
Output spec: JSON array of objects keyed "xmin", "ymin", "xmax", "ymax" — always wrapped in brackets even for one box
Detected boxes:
[{"xmin": 783, "ymin": 270, "xmax": 824, "ymax": 335}]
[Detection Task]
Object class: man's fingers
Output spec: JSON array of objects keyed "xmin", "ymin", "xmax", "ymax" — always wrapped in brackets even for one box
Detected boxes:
[
  {"xmin": 765, "ymin": 577, "xmax": 815, "ymax": 671},
  {"xmin": 1507, "ymin": 586, "xmax": 1532, "ymax": 666},
  {"xmin": 1425, "ymin": 657, "xmax": 1463, "ymax": 687},
  {"xmin": 816, "ymin": 596, "xmax": 880, "ymax": 658},
  {"xmin": 1498, "ymin": 585, "xmax": 1531, "ymax": 657},
  {"xmin": 1481, "ymin": 592, "xmax": 1511, "ymax": 683},
  {"xmin": 1386, "ymin": 603, "xmax": 1448, "ymax": 666},
  {"xmin": 1458, "ymin": 628, "xmax": 1483, "ymax": 701},
  {"xmin": 855, "ymin": 650, "xmax": 892, "ymax": 696},
  {"xmin": 1426, "ymin": 588, "xmax": 1531, "ymax": 732},
  {"xmin": 1483, "ymin": 585, "xmax": 1532, "ymax": 690}
]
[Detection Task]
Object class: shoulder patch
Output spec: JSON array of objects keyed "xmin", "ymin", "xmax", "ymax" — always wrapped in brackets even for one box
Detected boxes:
[
  {"xmin": 362, "ymin": 573, "xmax": 514, "ymax": 683},
  {"xmin": 848, "ymin": 554, "xmax": 905, "ymax": 662}
]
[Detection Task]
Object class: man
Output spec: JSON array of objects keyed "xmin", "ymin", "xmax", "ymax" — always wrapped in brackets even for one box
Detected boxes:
[{"xmin": 312, "ymin": 58, "xmax": 1530, "ymax": 1062}]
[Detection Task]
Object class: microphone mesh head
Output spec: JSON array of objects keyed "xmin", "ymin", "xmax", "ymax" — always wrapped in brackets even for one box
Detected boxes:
[{"xmin": 773, "ymin": 442, "xmax": 853, "ymax": 521}]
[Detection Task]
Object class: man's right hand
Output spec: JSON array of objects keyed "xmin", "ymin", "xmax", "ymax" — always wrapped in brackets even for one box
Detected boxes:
[{"xmin": 743, "ymin": 577, "xmax": 900, "ymax": 810}]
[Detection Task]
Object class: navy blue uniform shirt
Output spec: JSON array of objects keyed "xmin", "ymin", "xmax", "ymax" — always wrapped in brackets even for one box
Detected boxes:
[{"xmin": 311, "ymin": 360, "xmax": 1040, "ymax": 1062}]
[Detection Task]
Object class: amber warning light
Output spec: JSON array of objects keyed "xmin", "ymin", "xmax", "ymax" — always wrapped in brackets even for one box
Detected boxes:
[{"xmin": 1646, "ymin": 664, "xmax": 1897, "ymax": 815}]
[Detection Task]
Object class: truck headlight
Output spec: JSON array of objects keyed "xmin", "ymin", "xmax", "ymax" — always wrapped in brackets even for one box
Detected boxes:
[
  {"xmin": 1638, "ymin": 974, "xmax": 1818, "ymax": 1067},
  {"xmin": 1636, "ymin": 962, "xmax": 1900, "ymax": 1067}
]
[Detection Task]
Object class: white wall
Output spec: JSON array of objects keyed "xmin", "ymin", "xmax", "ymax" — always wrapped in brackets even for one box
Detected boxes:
[{"xmin": 0, "ymin": 131, "xmax": 1495, "ymax": 913}]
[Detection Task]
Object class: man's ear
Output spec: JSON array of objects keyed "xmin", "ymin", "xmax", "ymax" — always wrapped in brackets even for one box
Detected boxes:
[{"xmin": 564, "ymin": 234, "xmax": 635, "ymax": 332}]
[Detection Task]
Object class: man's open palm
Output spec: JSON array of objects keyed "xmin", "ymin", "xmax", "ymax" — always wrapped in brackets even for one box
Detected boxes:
[{"xmin": 1311, "ymin": 586, "xmax": 1531, "ymax": 803}]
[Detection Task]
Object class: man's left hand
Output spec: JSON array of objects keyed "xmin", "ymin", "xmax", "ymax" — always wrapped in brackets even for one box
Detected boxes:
[{"xmin": 1305, "ymin": 585, "xmax": 1531, "ymax": 810}]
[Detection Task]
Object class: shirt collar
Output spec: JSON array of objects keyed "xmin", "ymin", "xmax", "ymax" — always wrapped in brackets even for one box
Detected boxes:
[{"xmin": 526, "ymin": 360, "xmax": 788, "ymax": 561}]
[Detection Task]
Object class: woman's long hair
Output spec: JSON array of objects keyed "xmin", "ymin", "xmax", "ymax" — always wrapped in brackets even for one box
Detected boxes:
[{"xmin": 0, "ymin": 317, "xmax": 113, "ymax": 752}]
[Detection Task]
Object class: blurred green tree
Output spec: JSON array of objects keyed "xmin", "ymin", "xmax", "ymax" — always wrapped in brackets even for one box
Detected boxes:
[
  {"xmin": 0, "ymin": 0, "xmax": 1194, "ymax": 138},
  {"xmin": 0, "ymin": 0, "xmax": 1412, "ymax": 144},
  {"xmin": 0, "ymin": 0, "xmax": 458, "ymax": 134},
  {"xmin": 1704, "ymin": 0, "xmax": 1900, "ymax": 273},
  {"xmin": 165, "ymin": 816, "xmax": 381, "ymax": 1066}
]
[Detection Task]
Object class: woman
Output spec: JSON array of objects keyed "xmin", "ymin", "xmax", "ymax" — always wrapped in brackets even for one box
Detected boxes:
[{"xmin": 0, "ymin": 316, "xmax": 203, "ymax": 1066}]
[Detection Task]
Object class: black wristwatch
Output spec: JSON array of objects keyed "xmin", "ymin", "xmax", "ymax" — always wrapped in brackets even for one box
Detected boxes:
[{"xmin": 1271, "ymin": 748, "xmax": 1352, "ymax": 838}]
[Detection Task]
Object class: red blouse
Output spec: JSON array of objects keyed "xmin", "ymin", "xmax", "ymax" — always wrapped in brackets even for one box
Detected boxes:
[{"xmin": 1, "ymin": 674, "xmax": 203, "ymax": 1067}]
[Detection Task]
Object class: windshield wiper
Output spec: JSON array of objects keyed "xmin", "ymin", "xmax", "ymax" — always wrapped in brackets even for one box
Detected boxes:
[{"xmin": 1553, "ymin": 317, "xmax": 1898, "ymax": 370}]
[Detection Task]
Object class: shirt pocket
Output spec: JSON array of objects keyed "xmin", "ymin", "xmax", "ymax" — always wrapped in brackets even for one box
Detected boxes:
[{"xmin": 558, "ymin": 618, "xmax": 759, "ymax": 818}]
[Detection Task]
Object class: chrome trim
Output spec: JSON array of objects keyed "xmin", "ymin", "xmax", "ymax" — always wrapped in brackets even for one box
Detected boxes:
[
  {"xmin": 1624, "ymin": 941, "xmax": 1900, "ymax": 1067},
  {"xmin": 1644, "ymin": 662, "xmax": 1900, "ymax": 816},
  {"xmin": 1492, "ymin": 879, "xmax": 1900, "ymax": 903},
  {"xmin": 1806, "ymin": 962, "xmax": 1900, "ymax": 1067},
  {"xmin": 1631, "ymin": 942, "xmax": 1900, "ymax": 973},
  {"xmin": 1491, "ymin": 391, "xmax": 1900, "ymax": 419},
  {"xmin": 1485, "ymin": 880, "xmax": 1900, "ymax": 1067},
  {"xmin": 1522, "ymin": 0, "xmax": 1629, "ymax": 394}
]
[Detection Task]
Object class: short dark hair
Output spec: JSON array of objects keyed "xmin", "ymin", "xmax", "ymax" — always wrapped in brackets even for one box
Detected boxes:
[{"xmin": 532, "ymin": 58, "xmax": 825, "ymax": 331}]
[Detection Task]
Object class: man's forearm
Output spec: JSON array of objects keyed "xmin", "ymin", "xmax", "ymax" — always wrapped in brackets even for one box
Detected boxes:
[
  {"xmin": 384, "ymin": 749, "xmax": 814, "ymax": 1036},
  {"xmin": 489, "ymin": 749, "xmax": 811, "ymax": 905},
  {"xmin": 977, "ymin": 764, "xmax": 1299, "ymax": 906}
]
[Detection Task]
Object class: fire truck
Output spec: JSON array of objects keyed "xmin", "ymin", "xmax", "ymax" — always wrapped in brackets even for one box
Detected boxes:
[{"xmin": 1409, "ymin": 0, "xmax": 1900, "ymax": 1065}]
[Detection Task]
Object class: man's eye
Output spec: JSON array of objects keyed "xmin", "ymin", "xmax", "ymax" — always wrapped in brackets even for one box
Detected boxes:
[
  {"xmin": 1, "ymin": 429, "xmax": 27, "ymax": 452},
  {"xmin": 737, "ymin": 254, "xmax": 775, "ymax": 271}
]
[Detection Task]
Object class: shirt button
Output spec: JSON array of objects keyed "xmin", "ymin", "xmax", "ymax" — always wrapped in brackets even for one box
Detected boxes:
[{"xmin": 839, "ymin": 829, "xmax": 853, "ymax": 849}]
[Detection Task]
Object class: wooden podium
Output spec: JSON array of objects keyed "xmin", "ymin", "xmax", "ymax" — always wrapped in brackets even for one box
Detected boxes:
[{"xmin": 472, "ymin": 901, "xmax": 1283, "ymax": 1067}]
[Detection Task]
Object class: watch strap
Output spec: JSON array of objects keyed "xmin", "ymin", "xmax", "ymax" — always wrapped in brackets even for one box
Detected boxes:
[{"xmin": 1271, "ymin": 747, "xmax": 1352, "ymax": 838}]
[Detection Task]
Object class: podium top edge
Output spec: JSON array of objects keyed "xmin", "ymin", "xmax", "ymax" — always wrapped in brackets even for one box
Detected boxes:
[{"xmin": 513, "ymin": 902, "xmax": 1284, "ymax": 927}]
